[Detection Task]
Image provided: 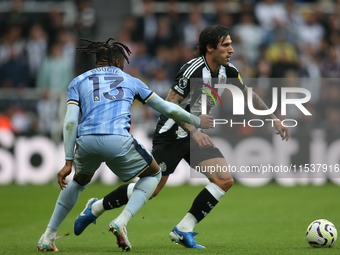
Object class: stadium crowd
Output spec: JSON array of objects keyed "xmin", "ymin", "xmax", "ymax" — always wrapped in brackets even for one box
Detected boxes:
[{"xmin": 0, "ymin": 0, "xmax": 339, "ymax": 138}]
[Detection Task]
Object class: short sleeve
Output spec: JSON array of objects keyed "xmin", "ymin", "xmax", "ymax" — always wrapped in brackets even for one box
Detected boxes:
[
  {"xmin": 170, "ymin": 65, "xmax": 191, "ymax": 98},
  {"xmin": 67, "ymin": 79, "xmax": 80, "ymax": 106},
  {"xmin": 133, "ymin": 77, "xmax": 155, "ymax": 104}
]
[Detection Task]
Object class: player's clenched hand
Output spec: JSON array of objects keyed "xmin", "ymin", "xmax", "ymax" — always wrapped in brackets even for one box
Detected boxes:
[
  {"xmin": 191, "ymin": 130, "xmax": 215, "ymax": 149},
  {"xmin": 198, "ymin": 115, "xmax": 215, "ymax": 129},
  {"xmin": 274, "ymin": 119, "xmax": 290, "ymax": 141},
  {"xmin": 57, "ymin": 161, "xmax": 73, "ymax": 190}
]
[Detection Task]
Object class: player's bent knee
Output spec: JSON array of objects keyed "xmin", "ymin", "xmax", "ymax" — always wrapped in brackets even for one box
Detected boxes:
[
  {"xmin": 154, "ymin": 170, "xmax": 161, "ymax": 182},
  {"xmin": 213, "ymin": 177, "xmax": 234, "ymax": 192},
  {"xmin": 227, "ymin": 177, "xmax": 234, "ymax": 187},
  {"xmin": 223, "ymin": 178, "xmax": 234, "ymax": 191},
  {"xmin": 139, "ymin": 159, "xmax": 160, "ymax": 178},
  {"xmin": 73, "ymin": 174, "xmax": 92, "ymax": 186},
  {"xmin": 150, "ymin": 187, "xmax": 161, "ymax": 199},
  {"xmin": 150, "ymin": 175, "xmax": 167, "ymax": 199}
]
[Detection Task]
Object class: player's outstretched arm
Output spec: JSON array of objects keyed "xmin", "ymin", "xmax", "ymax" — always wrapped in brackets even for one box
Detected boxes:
[
  {"xmin": 161, "ymin": 89, "xmax": 215, "ymax": 148},
  {"xmin": 146, "ymin": 93, "xmax": 214, "ymax": 129},
  {"xmin": 242, "ymin": 85, "xmax": 290, "ymax": 141}
]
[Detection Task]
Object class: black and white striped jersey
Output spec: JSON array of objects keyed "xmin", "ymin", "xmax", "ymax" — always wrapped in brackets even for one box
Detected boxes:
[{"xmin": 153, "ymin": 55, "xmax": 245, "ymax": 141}]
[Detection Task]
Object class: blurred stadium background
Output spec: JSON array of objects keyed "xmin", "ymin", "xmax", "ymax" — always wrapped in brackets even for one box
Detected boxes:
[{"xmin": 0, "ymin": 0, "xmax": 339, "ymax": 187}]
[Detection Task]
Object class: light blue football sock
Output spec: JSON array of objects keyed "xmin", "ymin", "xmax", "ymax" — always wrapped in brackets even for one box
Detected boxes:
[
  {"xmin": 124, "ymin": 171, "xmax": 161, "ymax": 219},
  {"xmin": 47, "ymin": 180, "xmax": 87, "ymax": 231}
]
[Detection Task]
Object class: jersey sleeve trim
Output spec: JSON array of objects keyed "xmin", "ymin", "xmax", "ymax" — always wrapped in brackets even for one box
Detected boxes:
[
  {"xmin": 67, "ymin": 100, "xmax": 79, "ymax": 106},
  {"xmin": 144, "ymin": 92, "xmax": 155, "ymax": 103}
]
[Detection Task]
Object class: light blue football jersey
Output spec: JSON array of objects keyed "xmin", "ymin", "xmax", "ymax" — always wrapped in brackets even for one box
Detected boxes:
[{"xmin": 67, "ymin": 66, "xmax": 155, "ymax": 136}]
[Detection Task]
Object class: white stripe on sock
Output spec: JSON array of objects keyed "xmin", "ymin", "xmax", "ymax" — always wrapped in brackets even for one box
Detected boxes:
[
  {"xmin": 205, "ymin": 183, "xmax": 225, "ymax": 201},
  {"xmin": 127, "ymin": 183, "xmax": 135, "ymax": 200}
]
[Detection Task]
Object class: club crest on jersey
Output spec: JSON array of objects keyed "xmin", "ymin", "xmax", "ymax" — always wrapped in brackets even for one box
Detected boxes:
[
  {"xmin": 179, "ymin": 77, "xmax": 188, "ymax": 89},
  {"xmin": 219, "ymin": 75, "xmax": 226, "ymax": 84},
  {"xmin": 206, "ymin": 95, "xmax": 216, "ymax": 106},
  {"xmin": 159, "ymin": 162, "xmax": 167, "ymax": 172},
  {"xmin": 196, "ymin": 94, "xmax": 216, "ymax": 107}
]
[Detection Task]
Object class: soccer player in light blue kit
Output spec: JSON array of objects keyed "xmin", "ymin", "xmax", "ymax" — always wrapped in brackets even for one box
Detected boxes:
[{"xmin": 37, "ymin": 38, "xmax": 214, "ymax": 252}]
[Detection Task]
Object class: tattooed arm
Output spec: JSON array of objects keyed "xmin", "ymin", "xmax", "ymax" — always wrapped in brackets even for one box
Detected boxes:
[
  {"xmin": 242, "ymin": 85, "xmax": 290, "ymax": 141},
  {"xmin": 165, "ymin": 89, "xmax": 215, "ymax": 148},
  {"xmin": 165, "ymin": 89, "xmax": 196, "ymax": 133},
  {"xmin": 242, "ymin": 85, "xmax": 277, "ymax": 120}
]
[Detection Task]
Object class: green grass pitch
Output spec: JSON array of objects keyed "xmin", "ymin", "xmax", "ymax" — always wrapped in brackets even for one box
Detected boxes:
[{"xmin": 0, "ymin": 181, "xmax": 339, "ymax": 254}]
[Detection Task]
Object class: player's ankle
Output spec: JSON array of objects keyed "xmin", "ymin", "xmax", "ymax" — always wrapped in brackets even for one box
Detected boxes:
[{"xmin": 91, "ymin": 199, "xmax": 105, "ymax": 217}]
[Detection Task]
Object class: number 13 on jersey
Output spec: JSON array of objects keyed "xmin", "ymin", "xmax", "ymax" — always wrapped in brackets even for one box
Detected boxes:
[{"xmin": 89, "ymin": 76, "xmax": 125, "ymax": 102}]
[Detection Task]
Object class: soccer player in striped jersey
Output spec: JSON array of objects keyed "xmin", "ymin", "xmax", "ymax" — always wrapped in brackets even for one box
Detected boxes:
[
  {"xmin": 74, "ymin": 25, "xmax": 290, "ymax": 249},
  {"xmin": 37, "ymin": 38, "xmax": 214, "ymax": 252}
]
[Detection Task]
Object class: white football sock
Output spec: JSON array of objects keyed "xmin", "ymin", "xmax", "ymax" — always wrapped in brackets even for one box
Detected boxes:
[
  {"xmin": 176, "ymin": 183, "xmax": 225, "ymax": 232},
  {"xmin": 127, "ymin": 183, "xmax": 135, "ymax": 199},
  {"xmin": 115, "ymin": 209, "xmax": 133, "ymax": 226},
  {"xmin": 176, "ymin": 213, "xmax": 197, "ymax": 232},
  {"xmin": 44, "ymin": 227, "xmax": 57, "ymax": 240},
  {"xmin": 205, "ymin": 182, "xmax": 225, "ymax": 201},
  {"xmin": 91, "ymin": 199, "xmax": 105, "ymax": 217}
]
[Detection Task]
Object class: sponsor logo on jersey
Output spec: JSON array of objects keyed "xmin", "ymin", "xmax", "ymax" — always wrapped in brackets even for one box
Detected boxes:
[{"xmin": 174, "ymin": 85, "xmax": 184, "ymax": 94}]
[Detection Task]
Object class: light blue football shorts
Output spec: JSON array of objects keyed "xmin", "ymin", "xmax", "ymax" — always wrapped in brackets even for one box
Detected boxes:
[{"xmin": 73, "ymin": 135, "xmax": 153, "ymax": 182}]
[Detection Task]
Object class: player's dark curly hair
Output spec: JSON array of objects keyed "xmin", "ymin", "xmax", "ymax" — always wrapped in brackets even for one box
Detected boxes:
[
  {"xmin": 197, "ymin": 25, "xmax": 230, "ymax": 56},
  {"xmin": 76, "ymin": 38, "xmax": 132, "ymax": 66}
]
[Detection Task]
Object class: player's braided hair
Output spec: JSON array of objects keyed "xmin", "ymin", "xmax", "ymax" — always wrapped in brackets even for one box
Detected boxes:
[{"xmin": 76, "ymin": 38, "xmax": 132, "ymax": 66}]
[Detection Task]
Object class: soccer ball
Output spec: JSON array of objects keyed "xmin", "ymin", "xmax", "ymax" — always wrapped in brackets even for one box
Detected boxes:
[{"xmin": 306, "ymin": 219, "xmax": 337, "ymax": 248}]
